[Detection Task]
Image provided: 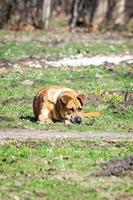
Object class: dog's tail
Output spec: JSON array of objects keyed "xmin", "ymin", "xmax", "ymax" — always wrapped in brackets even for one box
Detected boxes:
[{"xmin": 83, "ymin": 112, "xmax": 102, "ymax": 118}]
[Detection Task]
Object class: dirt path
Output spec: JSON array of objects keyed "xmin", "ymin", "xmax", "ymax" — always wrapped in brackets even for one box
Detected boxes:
[
  {"xmin": 45, "ymin": 54, "xmax": 133, "ymax": 67},
  {"xmin": 0, "ymin": 130, "xmax": 133, "ymax": 143},
  {"xmin": 0, "ymin": 54, "xmax": 133, "ymax": 71}
]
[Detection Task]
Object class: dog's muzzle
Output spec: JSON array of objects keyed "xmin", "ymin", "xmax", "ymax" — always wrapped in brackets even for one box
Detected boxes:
[{"xmin": 73, "ymin": 116, "xmax": 82, "ymax": 124}]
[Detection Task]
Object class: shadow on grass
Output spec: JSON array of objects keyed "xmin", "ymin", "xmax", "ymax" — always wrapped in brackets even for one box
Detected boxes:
[{"xmin": 20, "ymin": 115, "xmax": 36, "ymax": 122}]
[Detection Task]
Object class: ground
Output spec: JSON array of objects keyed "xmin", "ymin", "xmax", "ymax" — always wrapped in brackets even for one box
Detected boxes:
[
  {"xmin": 0, "ymin": 29, "xmax": 133, "ymax": 199},
  {"xmin": 0, "ymin": 137, "xmax": 133, "ymax": 200}
]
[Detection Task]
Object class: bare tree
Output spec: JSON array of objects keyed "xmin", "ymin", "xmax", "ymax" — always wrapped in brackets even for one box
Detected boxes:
[
  {"xmin": 92, "ymin": 0, "xmax": 108, "ymax": 26},
  {"xmin": 70, "ymin": 0, "xmax": 79, "ymax": 29},
  {"xmin": 69, "ymin": 0, "xmax": 131, "ymax": 30},
  {"xmin": 0, "ymin": 0, "xmax": 132, "ymax": 30},
  {"xmin": 42, "ymin": 0, "xmax": 52, "ymax": 30},
  {"xmin": 111, "ymin": 0, "xmax": 126, "ymax": 24}
]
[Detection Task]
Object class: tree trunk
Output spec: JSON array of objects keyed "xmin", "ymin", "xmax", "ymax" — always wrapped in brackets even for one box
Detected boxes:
[
  {"xmin": 111, "ymin": 0, "xmax": 126, "ymax": 24},
  {"xmin": 0, "ymin": 0, "xmax": 132, "ymax": 30},
  {"xmin": 42, "ymin": 0, "xmax": 52, "ymax": 30},
  {"xmin": 70, "ymin": 0, "xmax": 79, "ymax": 30},
  {"xmin": 0, "ymin": 0, "xmax": 10, "ymax": 28},
  {"xmin": 125, "ymin": 0, "xmax": 133, "ymax": 23},
  {"xmin": 92, "ymin": 0, "xmax": 108, "ymax": 25},
  {"xmin": 0, "ymin": 0, "xmax": 43, "ymax": 30}
]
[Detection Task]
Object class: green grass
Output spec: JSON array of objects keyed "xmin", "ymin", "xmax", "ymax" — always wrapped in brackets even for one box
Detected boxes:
[
  {"xmin": 0, "ymin": 40, "xmax": 133, "ymax": 59},
  {"xmin": 0, "ymin": 65, "xmax": 133, "ymax": 132},
  {"xmin": 0, "ymin": 29, "xmax": 133, "ymax": 60},
  {"xmin": 0, "ymin": 30, "xmax": 133, "ymax": 200},
  {"xmin": 0, "ymin": 140, "xmax": 133, "ymax": 200}
]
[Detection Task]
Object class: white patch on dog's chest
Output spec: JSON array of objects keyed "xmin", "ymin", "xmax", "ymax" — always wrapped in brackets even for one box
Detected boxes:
[{"xmin": 41, "ymin": 108, "xmax": 50, "ymax": 118}]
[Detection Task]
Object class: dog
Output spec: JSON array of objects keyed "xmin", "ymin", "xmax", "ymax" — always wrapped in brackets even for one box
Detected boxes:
[{"xmin": 33, "ymin": 86, "xmax": 101, "ymax": 124}]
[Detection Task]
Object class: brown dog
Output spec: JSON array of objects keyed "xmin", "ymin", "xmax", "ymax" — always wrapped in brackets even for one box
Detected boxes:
[{"xmin": 33, "ymin": 86, "xmax": 101, "ymax": 124}]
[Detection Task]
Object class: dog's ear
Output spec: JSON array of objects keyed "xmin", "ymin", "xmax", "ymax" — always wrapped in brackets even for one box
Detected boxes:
[
  {"xmin": 60, "ymin": 95, "xmax": 72, "ymax": 105},
  {"xmin": 77, "ymin": 94, "xmax": 87, "ymax": 107}
]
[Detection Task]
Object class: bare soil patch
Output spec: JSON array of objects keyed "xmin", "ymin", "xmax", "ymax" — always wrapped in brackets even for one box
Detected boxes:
[
  {"xmin": 115, "ymin": 195, "xmax": 133, "ymax": 200},
  {"xmin": 98, "ymin": 155, "xmax": 133, "ymax": 177},
  {"xmin": 0, "ymin": 96, "xmax": 32, "ymax": 105}
]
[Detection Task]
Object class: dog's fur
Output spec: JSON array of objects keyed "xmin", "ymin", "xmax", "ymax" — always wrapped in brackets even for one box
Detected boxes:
[{"xmin": 33, "ymin": 86, "xmax": 101, "ymax": 124}]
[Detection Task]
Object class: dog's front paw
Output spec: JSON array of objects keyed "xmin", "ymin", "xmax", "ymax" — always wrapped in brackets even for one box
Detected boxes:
[
  {"xmin": 39, "ymin": 119, "xmax": 53, "ymax": 124},
  {"xmin": 64, "ymin": 120, "xmax": 72, "ymax": 126}
]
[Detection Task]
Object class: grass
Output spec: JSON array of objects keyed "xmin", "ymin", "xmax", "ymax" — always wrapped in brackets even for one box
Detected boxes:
[
  {"xmin": 0, "ymin": 65, "xmax": 133, "ymax": 132},
  {"xmin": 0, "ymin": 40, "xmax": 132, "ymax": 60},
  {"xmin": 0, "ymin": 29, "xmax": 133, "ymax": 59},
  {"xmin": 0, "ymin": 30, "xmax": 133, "ymax": 199},
  {"xmin": 0, "ymin": 140, "xmax": 133, "ymax": 200}
]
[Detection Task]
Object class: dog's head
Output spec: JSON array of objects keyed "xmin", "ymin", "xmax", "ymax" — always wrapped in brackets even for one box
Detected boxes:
[{"xmin": 57, "ymin": 91, "xmax": 86, "ymax": 124}]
